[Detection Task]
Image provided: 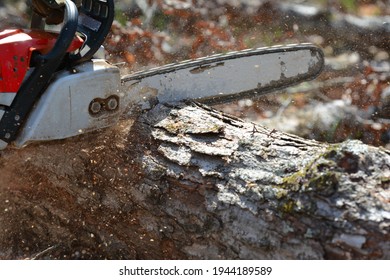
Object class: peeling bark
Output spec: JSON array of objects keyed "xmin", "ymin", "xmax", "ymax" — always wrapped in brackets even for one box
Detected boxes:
[{"xmin": 0, "ymin": 102, "xmax": 389, "ymax": 260}]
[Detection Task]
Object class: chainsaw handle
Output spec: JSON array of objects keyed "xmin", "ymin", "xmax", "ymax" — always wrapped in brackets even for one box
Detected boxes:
[
  {"xmin": 69, "ymin": 0, "xmax": 115, "ymax": 63},
  {"xmin": 36, "ymin": 0, "xmax": 78, "ymax": 62}
]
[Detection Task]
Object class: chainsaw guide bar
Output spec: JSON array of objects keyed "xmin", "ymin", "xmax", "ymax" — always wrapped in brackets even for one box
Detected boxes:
[{"xmin": 121, "ymin": 43, "xmax": 324, "ymax": 105}]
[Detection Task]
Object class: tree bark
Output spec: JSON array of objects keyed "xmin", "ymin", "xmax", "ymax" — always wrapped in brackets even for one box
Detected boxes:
[{"xmin": 0, "ymin": 101, "xmax": 389, "ymax": 260}]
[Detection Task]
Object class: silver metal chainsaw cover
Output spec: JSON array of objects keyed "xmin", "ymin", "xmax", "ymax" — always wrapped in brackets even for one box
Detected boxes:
[{"xmin": 15, "ymin": 60, "xmax": 122, "ymax": 147}]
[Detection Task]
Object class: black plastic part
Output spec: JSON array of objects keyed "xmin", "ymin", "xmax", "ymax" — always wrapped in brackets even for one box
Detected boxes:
[
  {"xmin": 31, "ymin": 11, "xmax": 45, "ymax": 29},
  {"xmin": 69, "ymin": 0, "xmax": 115, "ymax": 63},
  {"xmin": 31, "ymin": 0, "xmax": 115, "ymax": 63},
  {"xmin": 0, "ymin": 0, "xmax": 79, "ymax": 143}
]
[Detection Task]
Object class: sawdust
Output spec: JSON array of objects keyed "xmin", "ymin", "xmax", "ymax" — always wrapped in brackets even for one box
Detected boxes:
[{"xmin": 0, "ymin": 120, "xmax": 146, "ymax": 259}]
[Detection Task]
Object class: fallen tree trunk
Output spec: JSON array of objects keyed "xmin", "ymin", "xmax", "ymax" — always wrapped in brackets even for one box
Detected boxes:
[{"xmin": 0, "ymin": 101, "xmax": 389, "ymax": 259}]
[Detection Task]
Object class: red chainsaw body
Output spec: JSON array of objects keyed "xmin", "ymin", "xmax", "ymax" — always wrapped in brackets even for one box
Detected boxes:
[{"xmin": 0, "ymin": 29, "xmax": 83, "ymax": 93}]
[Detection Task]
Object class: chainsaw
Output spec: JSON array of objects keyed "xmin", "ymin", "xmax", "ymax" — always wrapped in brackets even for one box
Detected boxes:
[{"xmin": 0, "ymin": 0, "xmax": 324, "ymax": 150}]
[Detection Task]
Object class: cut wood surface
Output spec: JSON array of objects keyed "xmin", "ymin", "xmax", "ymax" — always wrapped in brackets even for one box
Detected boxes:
[{"xmin": 0, "ymin": 102, "xmax": 388, "ymax": 259}]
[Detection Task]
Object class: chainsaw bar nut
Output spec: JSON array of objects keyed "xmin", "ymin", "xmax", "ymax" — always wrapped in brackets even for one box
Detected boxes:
[
  {"xmin": 106, "ymin": 96, "xmax": 119, "ymax": 111},
  {"xmin": 89, "ymin": 100, "xmax": 102, "ymax": 114}
]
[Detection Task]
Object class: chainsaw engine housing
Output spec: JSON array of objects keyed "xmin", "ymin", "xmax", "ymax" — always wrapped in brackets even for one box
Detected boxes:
[{"xmin": 0, "ymin": 28, "xmax": 83, "ymax": 98}]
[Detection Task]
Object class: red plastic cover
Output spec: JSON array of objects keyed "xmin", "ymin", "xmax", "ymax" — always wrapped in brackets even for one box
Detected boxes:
[{"xmin": 0, "ymin": 29, "xmax": 83, "ymax": 93}]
